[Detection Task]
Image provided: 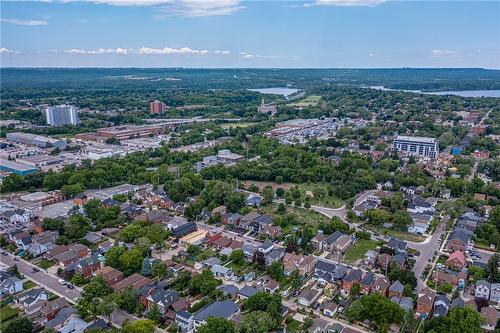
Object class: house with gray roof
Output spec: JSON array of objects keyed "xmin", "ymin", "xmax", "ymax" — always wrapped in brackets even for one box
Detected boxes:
[
  {"xmin": 211, "ymin": 264, "xmax": 233, "ymax": 279},
  {"xmin": 45, "ymin": 307, "xmax": 78, "ymax": 331},
  {"xmin": 490, "ymin": 283, "xmax": 500, "ymax": 304},
  {"xmin": 193, "ymin": 300, "xmax": 240, "ymax": 329},
  {"xmin": 218, "ymin": 284, "xmax": 239, "ymax": 299},
  {"xmin": 16, "ymin": 288, "xmax": 49, "ymax": 308},
  {"xmin": 475, "ymin": 280, "xmax": 491, "ymax": 299},
  {"xmin": 389, "ymin": 280, "xmax": 404, "ymax": 298},
  {"xmin": 176, "ymin": 310, "xmax": 193, "ymax": 332},
  {"xmin": 433, "ymin": 294, "xmax": 451, "ymax": 317},
  {"xmin": 0, "ymin": 271, "xmax": 23, "ymax": 296},
  {"xmin": 265, "ymin": 248, "xmax": 285, "ymax": 267},
  {"xmin": 237, "ymin": 285, "xmax": 259, "ymax": 300}
]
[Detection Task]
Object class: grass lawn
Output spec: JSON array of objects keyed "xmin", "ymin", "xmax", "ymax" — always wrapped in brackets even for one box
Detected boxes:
[
  {"xmin": 38, "ymin": 259, "xmax": 54, "ymax": 270},
  {"xmin": 220, "ymin": 122, "xmax": 258, "ymax": 129},
  {"xmin": 259, "ymin": 203, "xmax": 331, "ymax": 228},
  {"xmin": 343, "ymin": 239, "xmax": 379, "ymax": 263},
  {"xmin": 289, "ymin": 95, "xmax": 321, "ymax": 107},
  {"xmin": 23, "ymin": 280, "xmax": 36, "ymax": 290},
  {"xmin": 0, "ymin": 305, "xmax": 19, "ymax": 322},
  {"xmin": 286, "ymin": 319, "xmax": 302, "ymax": 333},
  {"xmin": 377, "ymin": 228, "xmax": 426, "ymax": 243}
]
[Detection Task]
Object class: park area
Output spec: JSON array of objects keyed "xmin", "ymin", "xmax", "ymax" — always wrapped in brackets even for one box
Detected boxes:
[{"xmin": 288, "ymin": 95, "xmax": 321, "ymax": 107}]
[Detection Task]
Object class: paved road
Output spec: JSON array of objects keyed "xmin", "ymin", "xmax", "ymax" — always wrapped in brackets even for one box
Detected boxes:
[
  {"xmin": 0, "ymin": 252, "xmax": 82, "ymax": 303},
  {"xmin": 409, "ymin": 216, "xmax": 447, "ymax": 289}
]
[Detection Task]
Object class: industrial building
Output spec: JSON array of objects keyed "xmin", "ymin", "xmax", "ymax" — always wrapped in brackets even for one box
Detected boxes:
[
  {"xmin": 0, "ymin": 160, "xmax": 38, "ymax": 176},
  {"xmin": 45, "ymin": 105, "xmax": 79, "ymax": 126},
  {"xmin": 5, "ymin": 132, "xmax": 67, "ymax": 148},
  {"xmin": 392, "ymin": 135, "xmax": 439, "ymax": 159},
  {"xmin": 16, "ymin": 155, "xmax": 64, "ymax": 168},
  {"xmin": 76, "ymin": 125, "xmax": 166, "ymax": 142}
]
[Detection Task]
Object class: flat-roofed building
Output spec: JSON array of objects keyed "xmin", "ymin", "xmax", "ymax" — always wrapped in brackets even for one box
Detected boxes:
[
  {"xmin": 0, "ymin": 160, "xmax": 38, "ymax": 176},
  {"xmin": 16, "ymin": 155, "xmax": 64, "ymax": 168},
  {"xmin": 393, "ymin": 135, "xmax": 438, "ymax": 158},
  {"xmin": 6, "ymin": 132, "xmax": 67, "ymax": 148}
]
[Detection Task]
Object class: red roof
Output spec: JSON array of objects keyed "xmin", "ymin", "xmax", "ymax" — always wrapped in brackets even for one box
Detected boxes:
[{"xmin": 447, "ymin": 250, "xmax": 466, "ymax": 266}]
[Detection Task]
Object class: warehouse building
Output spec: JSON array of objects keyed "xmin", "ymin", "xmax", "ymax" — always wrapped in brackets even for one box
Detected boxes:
[
  {"xmin": 5, "ymin": 132, "xmax": 67, "ymax": 149},
  {"xmin": 0, "ymin": 160, "xmax": 39, "ymax": 176}
]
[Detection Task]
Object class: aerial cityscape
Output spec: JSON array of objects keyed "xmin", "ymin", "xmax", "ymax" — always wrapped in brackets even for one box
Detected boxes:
[{"xmin": 0, "ymin": 1, "xmax": 499, "ymax": 333}]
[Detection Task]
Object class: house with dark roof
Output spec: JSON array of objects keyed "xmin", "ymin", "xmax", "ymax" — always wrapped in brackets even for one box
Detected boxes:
[
  {"xmin": 237, "ymin": 285, "xmax": 259, "ymax": 300},
  {"xmin": 176, "ymin": 310, "xmax": 193, "ymax": 332},
  {"xmin": 447, "ymin": 228, "xmax": 472, "ymax": 253},
  {"xmin": 15, "ymin": 288, "xmax": 49, "ymax": 309},
  {"xmin": 433, "ymin": 294, "xmax": 451, "ymax": 317},
  {"xmin": 314, "ymin": 260, "xmax": 348, "ymax": 285},
  {"xmin": 387, "ymin": 238, "xmax": 408, "ymax": 253},
  {"xmin": 389, "ymin": 280, "xmax": 405, "ymax": 298},
  {"xmin": 0, "ymin": 271, "xmax": 23, "ymax": 296},
  {"xmin": 172, "ymin": 222, "xmax": 197, "ymax": 239},
  {"xmin": 371, "ymin": 276, "xmax": 390, "ymax": 297},
  {"xmin": 342, "ymin": 269, "xmax": 362, "ymax": 295},
  {"xmin": 359, "ymin": 272, "xmax": 375, "ymax": 294},
  {"xmin": 298, "ymin": 288, "xmax": 321, "ymax": 307},
  {"xmin": 218, "ymin": 284, "xmax": 239, "ymax": 299},
  {"xmin": 416, "ymin": 287, "xmax": 435, "ymax": 318},
  {"xmin": 193, "ymin": 300, "xmax": 239, "ymax": 329}
]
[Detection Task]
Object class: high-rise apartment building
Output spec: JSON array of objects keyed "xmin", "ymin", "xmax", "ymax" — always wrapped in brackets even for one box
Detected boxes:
[
  {"xmin": 393, "ymin": 135, "xmax": 438, "ymax": 158},
  {"xmin": 45, "ymin": 105, "xmax": 79, "ymax": 126},
  {"xmin": 150, "ymin": 100, "xmax": 167, "ymax": 114}
]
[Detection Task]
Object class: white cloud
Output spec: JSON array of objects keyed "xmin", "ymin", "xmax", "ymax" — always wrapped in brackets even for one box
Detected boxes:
[
  {"xmin": 0, "ymin": 47, "xmax": 15, "ymax": 53},
  {"xmin": 214, "ymin": 50, "xmax": 230, "ymax": 55},
  {"xmin": 138, "ymin": 46, "xmax": 209, "ymax": 55},
  {"xmin": 0, "ymin": 18, "xmax": 49, "ymax": 26},
  {"xmin": 17, "ymin": 0, "xmax": 244, "ymax": 17},
  {"xmin": 368, "ymin": 53, "xmax": 375, "ymax": 57},
  {"xmin": 304, "ymin": 0, "xmax": 385, "ymax": 7},
  {"xmin": 430, "ymin": 49, "xmax": 456, "ymax": 57},
  {"xmin": 65, "ymin": 47, "xmax": 132, "ymax": 54},
  {"xmin": 239, "ymin": 52, "xmax": 278, "ymax": 59}
]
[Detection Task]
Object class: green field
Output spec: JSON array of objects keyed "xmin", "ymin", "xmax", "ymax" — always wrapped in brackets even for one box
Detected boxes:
[
  {"xmin": 220, "ymin": 122, "xmax": 258, "ymax": 129},
  {"xmin": 375, "ymin": 227, "xmax": 426, "ymax": 243},
  {"xmin": 0, "ymin": 305, "xmax": 19, "ymax": 322},
  {"xmin": 289, "ymin": 95, "xmax": 321, "ymax": 107},
  {"xmin": 23, "ymin": 280, "xmax": 36, "ymax": 290},
  {"xmin": 343, "ymin": 239, "xmax": 379, "ymax": 263}
]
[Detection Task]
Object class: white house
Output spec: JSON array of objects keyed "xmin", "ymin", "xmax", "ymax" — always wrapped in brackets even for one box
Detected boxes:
[
  {"xmin": 0, "ymin": 209, "xmax": 32, "ymax": 224},
  {"xmin": 0, "ymin": 271, "xmax": 23, "ymax": 296},
  {"xmin": 490, "ymin": 283, "xmax": 500, "ymax": 305},
  {"xmin": 475, "ymin": 280, "xmax": 491, "ymax": 299},
  {"xmin": 175, "ymin": 310, "xmax": 193, "ymax": 332}
]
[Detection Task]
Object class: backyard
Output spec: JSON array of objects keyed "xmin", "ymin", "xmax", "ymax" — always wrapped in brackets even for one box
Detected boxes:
[{"xmin": 343, "ymin": 239, "xmax": 379, "ymax": 264}]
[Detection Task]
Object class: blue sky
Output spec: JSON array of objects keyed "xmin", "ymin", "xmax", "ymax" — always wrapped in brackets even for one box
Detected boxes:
[{"xmin": 1, "ymin": 0, "xmax": 499, "ymax": 68}]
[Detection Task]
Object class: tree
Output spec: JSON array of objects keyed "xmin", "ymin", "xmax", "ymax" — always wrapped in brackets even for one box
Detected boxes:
[
  {"xmin": 82, "ymin": 276, "xmax": 112, "ymax": 300},
  {"xmin": 230, "ymin": 249, "xmax": 245, "ymax": 265},
  {"xmin": 152, "ymin": 262, "xmax": 167, "ymax": 279},
  {"xmin": 424, "ymin": 307, "xmax": 484, "ymax": 333},
  {"xmin": 276, "ymin": 188, "xmax": 285, "ymax": 197},
  {"xmin": 117, "ymin": 286, "xmax": 139, "ymax": 314},
  {"xmin": 252, "ymin": 251, "xmax": 265, "ymax": 267},
  {"xmin": 141, "ymin": 257, "xmax": 152, "ymax": 276},
  {"xmin": 4, "ymin": 317, "xmax": 33, "ymax": 333},
  {"xmin": 146, "ymin": 303, "xmax": 161, "ymax": 324},
  {"xmin": 262, "ymin": 186, "xmax": 275, "ymax": 205},
  {"xmin": 239, "ymin": 311, "xmax": 276, "ymax": 333},
  {"xmin": 123, "ymin": 319, "xmax": 156, "ymax": 333},
  {"xmin": 96, "ymin": 294, "xmax": 118, "ymax": 322},
  {"xmin": 468, "ymin": 266, "xmax": 486, "ymax": 283},
  {"xmin": 188, "ymin": 269, "xmax": 221, "ymax": 295},
  {"xmin": 105, "ymin": 246, "xmax": 127, "ymax": 269},
  {"xmin": 388, "ymin": 267, "xmax": 417, "ymax": 289},
  {"xmin": 197, "ymin": 317, "xmax": 236, "ymax": 333},
  {"xmin": 487, "ymin": 253, "xmax": 500, "ymax": 282},
  {"xmin": 245, "ymin": 292, "xmax": 282, "ymax": 321},
  {"xmin": 42, "ymin": 218, "xmax": 65, "ymax": 234},
  {"xmin": 277, "ymin": 203, "xmax": 287, "ymax": 214},
  {"xmin": 268, "ymin": 261, "xmax": 284, "ymax": 281},
  {"xmin": 345, "ymin": 294, "xmax": 404, "ymax": 332}
]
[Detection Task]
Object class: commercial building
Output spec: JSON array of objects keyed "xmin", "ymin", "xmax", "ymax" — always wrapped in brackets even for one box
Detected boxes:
[
  {"xmin": 6, "ymin": 132, "xmax": 67, "ymax": 149},
  {"xmin": 76, "ymin": 125, "xmax": 166, "ymax": 142},
  {"xmin": 0, "ymin": 160, "xmax": 38, "ymax": 176},
  {"xmin": 45, "ymin": 105, "xmax": 79, "ymax": 126},
  {"xmin": 16, "ymin": 155, "xmax": 64, "ymax": 168},
  {"xmin": 150, "ymin": 100, "xmax": 167, "ymax": 114},
  {"xmin": 392, "ymin": 135, "xmax": 438, "ymax": 158}
]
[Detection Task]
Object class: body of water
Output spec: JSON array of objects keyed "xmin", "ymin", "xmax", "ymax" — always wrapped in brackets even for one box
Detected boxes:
[
  {"xmin": 248, "ymin": 87, "xmax": 299, "ymax": 97},
  {"xmin": 369, "ymin": 86, "xmax": 500, "ymax": 98}
]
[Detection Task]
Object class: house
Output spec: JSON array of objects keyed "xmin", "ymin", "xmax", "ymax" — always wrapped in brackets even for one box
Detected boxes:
[
  {"xmin": 73, "ymin": 255, "xmax": 101, "ymax": 278},
  {"xmin": 298, "ymin": 288, "xmax": 321, "ymax": 307},
  {"xmin": 475, "ymin": 280, "xmax": 491, "ymax": 299},
  {"xmin": 433, "ymin": 294, "xmax": 450, "ymax": 317},
  {"xmin": 265, "ymin": 248, "xmax": 285, "ymax": 267},
  {"xmin": 111, "ymin": 273, "xmax": 152, "ymax": 293},
  {"xmin": 176, "ymin": 310, "xmax": 194, "ymax": 332},
  {"xmin": 141, "ymin": 286, "xmax": 180, "ymax": 315},
  {"xmin": 392, "ymin": 253, "xmax": 406, "ymax": 270},
  {"xmin": 1, "ymin": 208, "xmax": 31, "ymax": 224},
  {"xmin": 490, "ymin": 283, "xmax": 500, "ymax": 304},
  {"xmin": 406, "ymin": 195, "xmax": 436, "ymax": 214},
  {"xmin": 83, "ymin": 232, "xmax": 102, "ymax": 244},
  {"xmin": 226, "ymin": 213, "xmax": 242, "ymax": 226},
  {"xmin": 323, "ymin": 302, "xmax": 338, "ymax": 317},
  {"xmin": 257, "ymin": 276, "xmax": 280, "ymax": 293},
  {"xmin": 246, "ymin": 194, "xmax": 262, "ymax": 207},
  {"xmin": 388, "ymin": 280, "xmax": 404, "ymax": 298},
  {"xmin": 237, "ymin": 285, "xmax": 259, "ymax": 300},
  {"xmin": 341, "ymin": 269, "xmax": 362, "ymax": 295},
  {"xmin": 193, "ymin": 300, "xmax": 239, "ymax": 329},
  {"xmin": 95, "ymin": 266, "xmax": 123, "ymax": 286},
  {"xmin": 29, "ymin": 230, "xmax": 59, "ymax": 256},
  {"xmin": 263, "ymin": 224, "xmax": 281, "ymax": 239},
  {"xmin": 171, "ymin": 222, "xmax": 197, "ymax": 239},
  {"xmin": 252, "ymin": 215, "xmax": 273, "ymax": 232},
  {"xmin": 73, "ymin": 193, "xmax": 87, "ymax": 206},
  {"xmin": 314, "ymin": 260, "xmax": 348, "ymax": 285},
  {"xmin": 446, "ymin": 251, "xmax": 466, "ymax": 270},
  {"xmin": 378, "ymin": 253, "xmax": 392, "ymax": 272},
  {"xmin": 391, "ymin": 296, "xmax": 414, "ymax": 312},
  {"xmin": 33, "ymin": 298, "xmax": 69, "ymax": 324},
  {"xmin": 282, "ymin": 252, "xmax": 316, "ymax": 277},
  {"xmin": 311, "ymin": 233, "xmax": 326, "ymax": 251},
  {"xmin": 322, "ymin": 232, "xmax": 345, "ymax": 252},
  {"xmin": 308, "ymin": 318, "xmax": 329, "ymax": 333},
  {"xmin": 58, "ymin": 316, "xmax": 90, "ymax": 333},
  {"xmin": 387, "ymin": 238, "xmax": 408, "ymax": 253},
  {"xmin": 431, "ymin": 269, "xmax": 466, "ymax": 288},
  {"xmin": 211, "ymin": 264, "xmax": 233, "ymax": 279},
  {"xmin": 408, "ymin": 213, "xmax": 433, "ymax": 234},
  {"xmin": 416, "ymin": 288, "xmax": 435, "ymax": 318},
  {"xmin": 11, "ymin": 231, "xmax": 32, "ymax": 251},
  {"xmin": 218, "ymin": 284, "xmax": 239, "ymax": 299},
  {"xmin": 481, "ymin": 306, "xmax": 499, "ymax": 331},
  {"xmin": 45, "ymin": 307, "xmax": 78, "ymax": 331},
  {"xmin": 98, "ymin": 240, "xmax": 114, "ymax": 254},
  {"xmin": 371, "ymin": 276, "xmax": 390, "ymax": 297},
  {"xmin": 0, "ymin": 271, "xmax": 23, "ymax": 296},
  {"xmin": 364, "ymin": 250, "xmax": 377, "ymax": 266},
  {"xmin": 16, "ymin": 288, "xmax": 49, "ymax": 308},
  {"xmin": 53, "ymin": 244, "xmax": 90, "ymax": 268},
  {"xmin": 446, "ymin": 229, "xmax": 471, "ymax": 253},
  {"xmin": 359, "ymin": 272, "xmax": 375, "ymax": 294}
]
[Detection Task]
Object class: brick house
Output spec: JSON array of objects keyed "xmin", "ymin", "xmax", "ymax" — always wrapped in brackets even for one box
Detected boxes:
[
  {"xmin": 416, "ymin": 288, "xmax": 435, "ymax": 318},
  {"xmin": 95, "ymin": 266, "xmax": 124, "ymax": 286},
  {"xmin": 446, "ymin": 251, "xmax": 466, "ymax": 271},
  {"xmin": 342, "ymin": 269, "xmax": 362, "ymax": 295}
]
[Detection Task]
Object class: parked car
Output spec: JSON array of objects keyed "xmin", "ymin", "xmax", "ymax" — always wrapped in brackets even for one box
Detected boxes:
[
  {"xmin": 32, "ymin": 267, "xmax": 40, "ymax": 272},
  {"xmin": 67, "ymin": 284, "xmax": 74, "ymax": 289},
  {"xmin": 58, "ymin": 279, "xmax": 66, "ymax": 285}
]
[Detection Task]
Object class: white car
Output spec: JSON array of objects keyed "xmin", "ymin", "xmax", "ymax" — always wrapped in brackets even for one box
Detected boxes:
[{"xmin": 58, "ymin": 279, "xmax": 67, "ymax": 285}]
